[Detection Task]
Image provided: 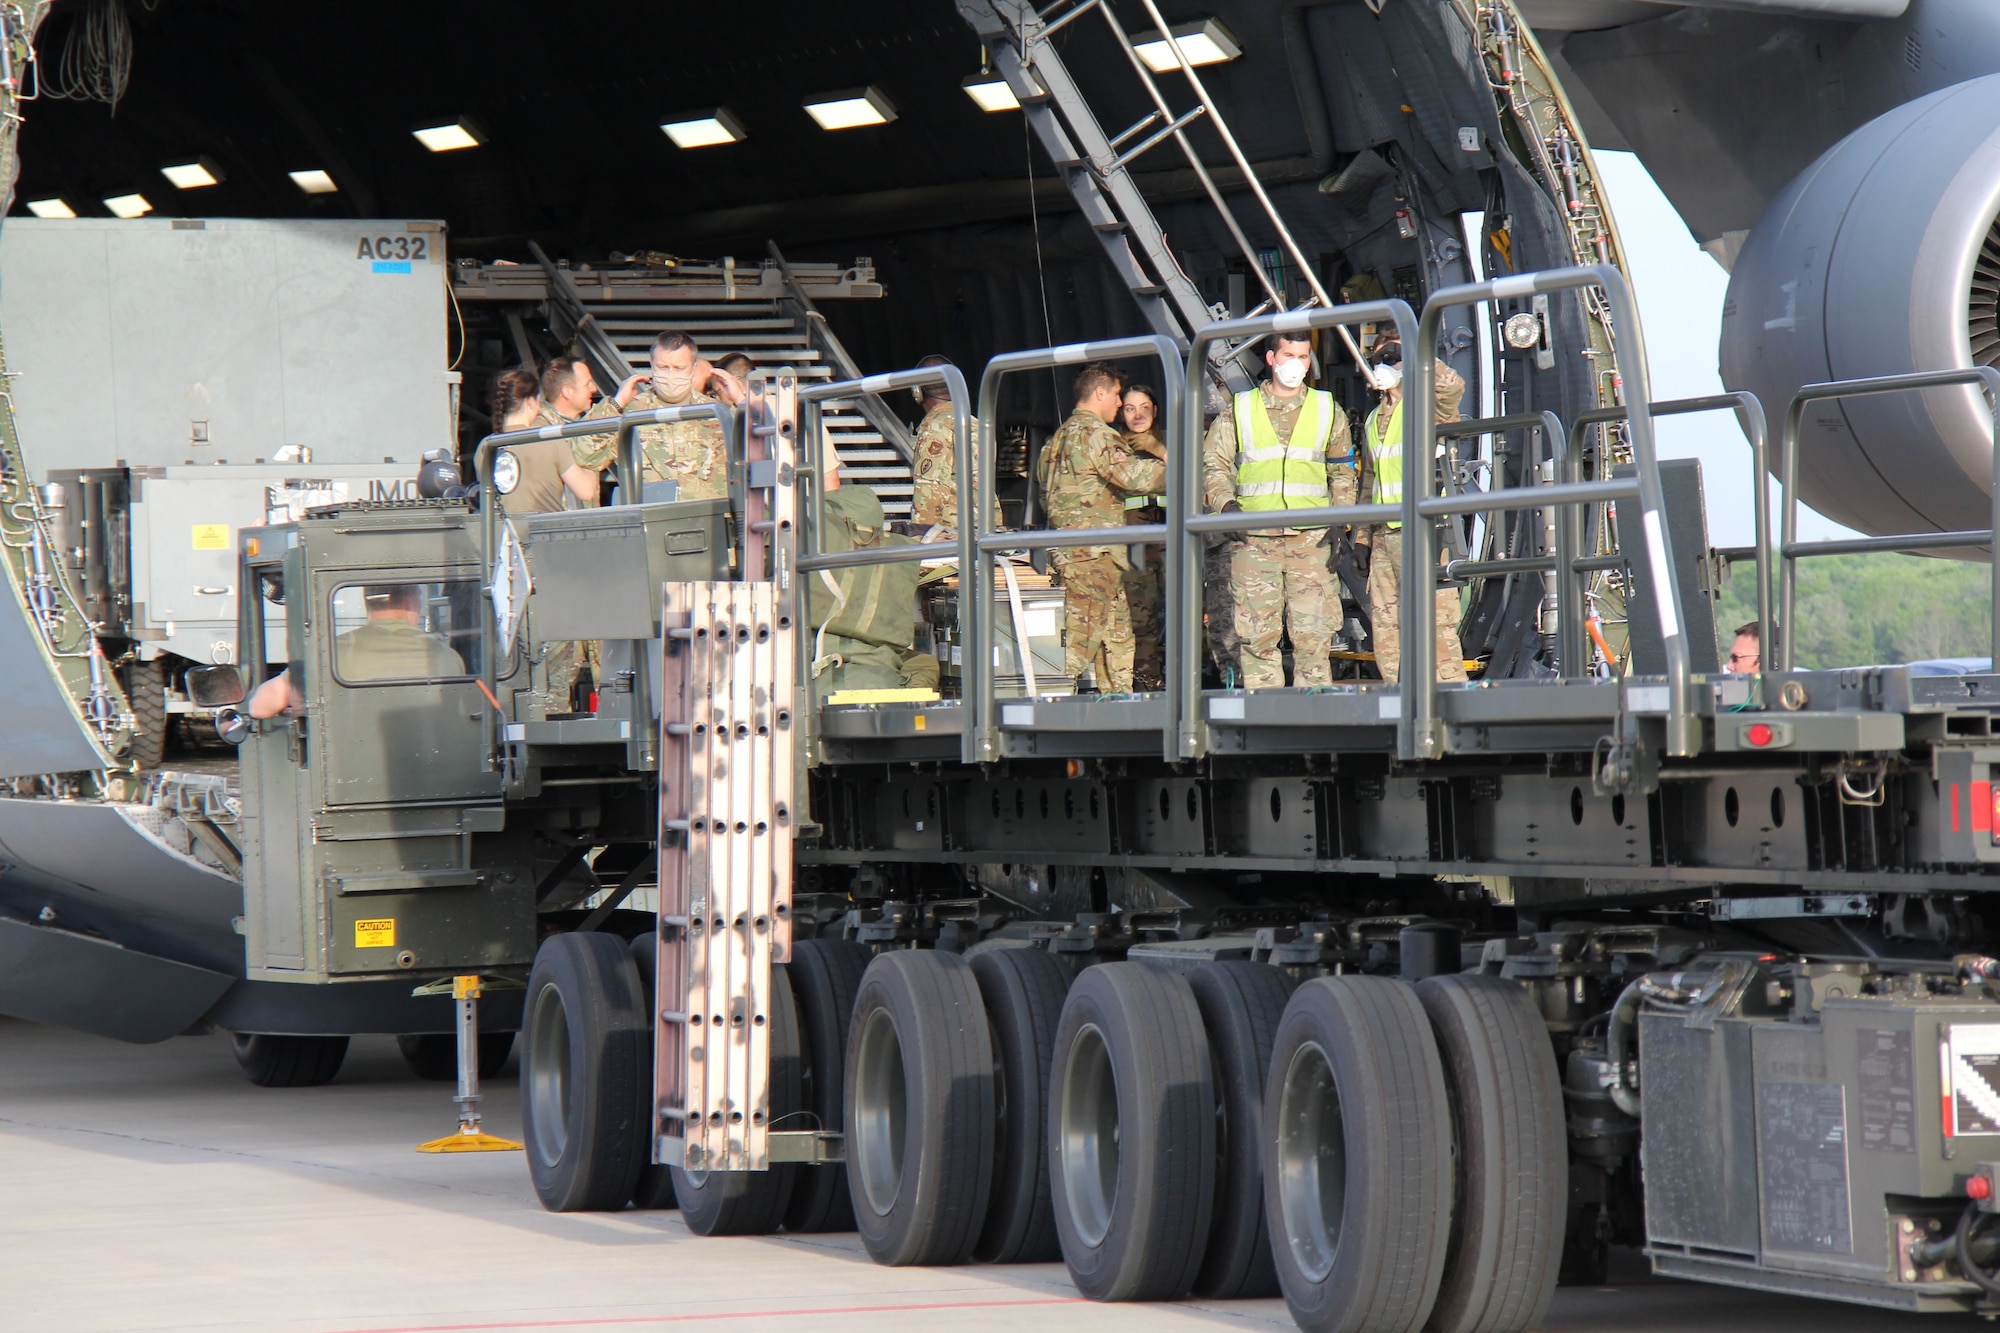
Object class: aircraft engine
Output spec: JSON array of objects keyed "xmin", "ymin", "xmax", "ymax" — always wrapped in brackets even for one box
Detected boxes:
[{"xmin": 1719, "ymin": 74, "xmax": 2000, "ymax": 540}]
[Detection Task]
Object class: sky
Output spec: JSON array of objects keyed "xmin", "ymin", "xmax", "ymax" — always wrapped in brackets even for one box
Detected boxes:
[{"xmin": 1590, "ymin": 150, "xmax": 1860, "ymax": 548}]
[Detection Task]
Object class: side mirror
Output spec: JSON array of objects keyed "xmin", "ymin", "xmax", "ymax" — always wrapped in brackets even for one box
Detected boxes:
[
  {"xmin": 215, "ymin": 708, "xmax": 251, "ymax": 745},
  {"xmin": 186, "ymin": 664, "xmax": 247, "ymax": 708}
]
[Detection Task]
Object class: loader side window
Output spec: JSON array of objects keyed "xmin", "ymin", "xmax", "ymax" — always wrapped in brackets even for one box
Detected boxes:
[{"xmin": 328, "ymin": 579, "xmax": 484, "ymax": 684}]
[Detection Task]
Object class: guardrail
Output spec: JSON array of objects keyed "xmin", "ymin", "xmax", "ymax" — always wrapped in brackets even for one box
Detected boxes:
[
  {"xmin": 1772, "ymin": 367, "xmax": 2000, "ymax": 672},
  {"xmin": 1416, "ymin": 266, "xmax": 1693, "ymax": 758},
  {"xmin": 975, "ymin": 336, "xmax": 1186, "ymax": 763}
]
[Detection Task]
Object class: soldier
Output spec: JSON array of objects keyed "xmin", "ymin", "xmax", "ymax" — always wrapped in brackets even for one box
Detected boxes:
[
  {"xmin": 1354, "ymin": 340, "xmax": 1470, "ymax": 684},
  {"xmin": 1201, "ymin": 333, "xmax": 1355, "ymax": 689},
  {"xmin": 607, "ymin": 331, "xmax": 737, "ymax": 501},
  {"xmin": 908, "ymin": 355, "xmax": 963, "ymax": 532},
  {"xmin": 490, "ymin": 368, "xmax": 597, "ymax": 516},
  {"xmin": 530, "ymin": 356, "xmax": 636, "ymax": 506},
  {"xmin": 714, "ymin": 353, "xmax": 755, "ymax": 407},
  {"xmin": 1038, "ymin": 362, "xmax": 1167, "ymax": 693},
  {"xmin": 1118, "ymin": 384, "xmax": 1169, "ymax": 691},
  {"xmin": 335, "ymin": 584, "xmax": 467, "ymax": 681}
]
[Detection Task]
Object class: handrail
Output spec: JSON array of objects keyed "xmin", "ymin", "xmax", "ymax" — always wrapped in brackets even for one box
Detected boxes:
[
  {"xmin": 978, "ymin": 335, "xmax": 1185, "ymax": 763},
  {"xmin": 472, "ymin": 401, "xmax": 743, "ymax": 770},
  {"xmin": 1775, "ymin": 368, "xmax": 2000, "ymax": 672},
  {"xmin": 769, "ymin": 242, "xmax": 915, "ymax": 464},
  {"xmin": 1182, "ymin": 300, "xmax": 1418, "ymax": 760},
  {"xmin": 1569, "ymin": 392, "xmax": 1770, "ymax": 686},
  {"xmin": 1417, "ymin": 267, "xmax": 1691, "ymax": 758},
  {"xmin": 1435, "ymin": 411, "xmax": 1570, "ymax": 666}
]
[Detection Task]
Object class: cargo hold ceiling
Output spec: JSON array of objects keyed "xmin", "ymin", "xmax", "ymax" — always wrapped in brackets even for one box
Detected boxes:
[{"xmin": 7, "ymin": 0, "xmax": 1553, "ymax": 378}]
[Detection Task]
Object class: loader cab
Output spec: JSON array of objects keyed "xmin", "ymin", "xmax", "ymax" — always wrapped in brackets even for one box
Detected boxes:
[{"xmin": 232, "ymin": 500, "xmax": 528, "ymax": 984}]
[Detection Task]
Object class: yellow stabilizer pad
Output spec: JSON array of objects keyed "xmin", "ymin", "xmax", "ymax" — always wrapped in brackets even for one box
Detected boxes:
[
  {"xmin": 417, "ymin": 1130, "xmax": 524, "ymax": 1153},
  {"xmin": 824, "ymin": 688, "xmax": 941, "ymax": 705}
]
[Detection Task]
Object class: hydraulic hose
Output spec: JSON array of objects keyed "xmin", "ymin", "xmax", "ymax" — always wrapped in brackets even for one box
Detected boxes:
[{"xmin": 1605, "ymin": 981, "xmax": 1644, "ymax": 1119}]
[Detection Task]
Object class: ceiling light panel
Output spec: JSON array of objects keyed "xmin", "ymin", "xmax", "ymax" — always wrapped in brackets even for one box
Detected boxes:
[
  {"xmin": 26, "ymin": 198, "xmax": 75, "ymax": 219},
  {"xmin": 289, "ymin": 169, "xmax": 338, "ymax": 195},
  {"xmin": 802, "ymin": 87, "xmax": 897, "ymax": 131},
  {"xmin": 962, "ymin": 72, "xmax": 1020, "ymax": 113},
  {"xmin": 661, "ymin": 109, "xmax": 746, "ymax": 148},
  {"xmin": 1132, "ymin": 19, "xmax": 1242, "ymax": 72},
  {"xmin": 160, "ymin": 159, "xmax": 223, "ymax": 189},
  {"xmin": 412, "ymin": 121, "xmax": 484, "ymax": 153},
  {"xmin": 103, "ymin": 193, "xmax": 153, "ymax": 219}
]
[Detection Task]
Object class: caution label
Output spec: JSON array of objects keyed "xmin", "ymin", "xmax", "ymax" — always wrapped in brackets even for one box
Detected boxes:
[
  {"xmin": 354, "ymin": 918, "xmax": 396, "ymax": 949},
  {"xmin": 191, "ymin": 524, "xmax": 230, "ymax": 550},
  {"xmin": 1943, "ymin": 1023, "xmax": 2000, "ymax": 1136}
]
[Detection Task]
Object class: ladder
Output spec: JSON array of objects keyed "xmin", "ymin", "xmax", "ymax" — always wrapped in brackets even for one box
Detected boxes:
[{"xmin": 957, "ymin": 0, "xmax": 1375, "ymax": 386}]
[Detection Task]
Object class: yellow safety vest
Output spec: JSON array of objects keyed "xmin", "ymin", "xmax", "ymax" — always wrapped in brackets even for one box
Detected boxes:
[
  {"xmin": 1365, "ymin": 397, "xmax": 1406, "ymax": 528},
  {"xmin": 1232, "ymin": 389, "xmax": 1335, "ymax": 511}
]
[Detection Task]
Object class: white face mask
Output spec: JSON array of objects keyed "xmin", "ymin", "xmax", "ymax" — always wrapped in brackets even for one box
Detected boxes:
[
  {"xmin": 1373, "ymin": 363, "xmax": 1404, "ymax": 391},
  {"xmin": 1272, "ymin": 358, "xmax": 1308, "ymax": 390}
]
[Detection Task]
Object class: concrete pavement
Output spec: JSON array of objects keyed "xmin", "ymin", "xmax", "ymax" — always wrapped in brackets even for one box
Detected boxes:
[{"xmin": 0, "ymin": 1017, "xmax": 1977, "ymax": 1331}]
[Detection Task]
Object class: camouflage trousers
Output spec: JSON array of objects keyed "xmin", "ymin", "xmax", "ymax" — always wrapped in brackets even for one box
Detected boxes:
[
  {"xmin": 1361, "ymin": 524, "xmax": 1467, "ymax": 684},
  {"xmin": 1125, "ymin": 553, "xmax": 1164, "ymax": 692},
  {"xmin": 1231, "ymin": 532, "xmax": 1336, "ymax": 689},
  {"xmin": 1051, "ymin": 551, "xmax": 1134, "ymax": 692},
  {"xmin": 1204, "ymin": 542, "xmax": 1239, "ymax": 684},
  {"xmin": 541, "ymin": 641, "xmax": 579, "ymax": 715}
]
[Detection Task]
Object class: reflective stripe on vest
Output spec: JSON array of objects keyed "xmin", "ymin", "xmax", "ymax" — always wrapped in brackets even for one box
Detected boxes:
[
  {"xmin": 1232, "ymin": 389, "xmax": 1334, "ymax": 511},
  {"xmin": 1366, "ymin": 398, "xmax": 1406, "ymax": 521}
]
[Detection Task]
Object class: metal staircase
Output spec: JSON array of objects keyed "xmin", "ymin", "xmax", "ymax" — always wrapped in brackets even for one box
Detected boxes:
[
  {"xmin": 452, "ymin": 253, "xmax": 914, "ymax": 517},
  {"xmin": 956, "ymin": 0, "xmax": 1377, "ymax": 388}
]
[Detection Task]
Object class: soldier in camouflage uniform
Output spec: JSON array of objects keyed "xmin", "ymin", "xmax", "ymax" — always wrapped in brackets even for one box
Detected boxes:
[
  {"xmin": 574, "ymin": 331, "xmax": 733, "ymax": 501},
  {"xmin": 909, "ymin": 354, "xmax": 962, "ymax": 531},
  {"xmin": 1202, "ymin": 334, "xmax": 1356, "ymax": 689},
  {"xmin": 1356, "ymin": 342, "xmax": 1470, "ymax": 684},
  {"xmin": 1118, "ymin": 385, "xmax": 1170, "ymax": 691},
  {"xmin": 1038, "ymin": 363, "xmax": 1168, "ymax": 692}
]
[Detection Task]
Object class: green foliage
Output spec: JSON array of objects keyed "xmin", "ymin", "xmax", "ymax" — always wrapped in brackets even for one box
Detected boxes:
[{"xmin": 1712, "ymin": 553, "xmax": 1992, "ymax": 669}]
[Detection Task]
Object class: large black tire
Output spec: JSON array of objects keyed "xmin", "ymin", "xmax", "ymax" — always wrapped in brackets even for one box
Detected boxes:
[
  {"xmin": 970, "ymin": 946, "xmax": 1071, "ymax": 1263},
  {"xmin": 395, "ymin": 1032, "xmax": 516, "ymax": 1082},
  {"xmin": 125, "ymin": 659, "xmax": 172, "ymax": 770},
  {"xmin": 626, "ymin": 931, "xmax": 676, "ymax": 1211},
  {"xmin": 844, "ymin": 949, "xmax": 996, "ymax": 1266},
  {"xmin": 1264, "ymin": 976, "xmax": 1453, "ymax": 1333},
  {"xmin": 521, "ymin": 932, "xmax": 649, "ymax": 1212},
  {"xmin": 1416, "ymin": 974, "xmax": 1567, "ymax": 1333},
  {"xmin": 229, "ymin": 1033, "xmax": 348, "ymax": 1087},
  {"xmin": 1048, "ymin": 961, "xmax": 1216, "ymax": 1302},
  {"xmin": 783, "ymin": 937, "xmax": 871, "ymax": 1233},
  {"xmin": 672, "ymin": 961, "xmax": 803, "ymax": 1235},
  {"xmin": 1187, "ymin": 960, "xmax": 1295, "ymax": 1299}
]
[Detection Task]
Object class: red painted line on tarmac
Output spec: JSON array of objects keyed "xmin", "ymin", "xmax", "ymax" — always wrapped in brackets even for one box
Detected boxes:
[{"xmin": 329, "ymin": 1296, "xmax": 1086, "ymax": 1333}]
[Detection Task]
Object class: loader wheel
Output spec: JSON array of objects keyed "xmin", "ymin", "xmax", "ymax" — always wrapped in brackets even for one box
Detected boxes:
[
  {"xmin": 124, "ymin": 659, "xmax": 173, "ymax": 770},
  {"xmin": 1187, "ymin": 960, "xmax": 1295, "ymax": 1299},
  {"xmin": 229, "ymin": 1033, "xmax": 348, "ymax": 1087},
  {"xmin": 625, "ymin": 931, "xmax": 676, "ymax": 1211},
  {"xmin": 1049, "ymin": 961, "xmax": 1215, "ymax": 1301},
  {"xmin": 672, "ymin": 960, "xmax": 803, "ymax": 1234},
  {"xmin": 1265, "ymin": 976, "xmax": 1453, "ymax": 1333},
  {"xmin": 845, "ymin": 949, "xmax": 995, "ymax": 1266},
  {"xmin": 1417, "ymin": 973, "xmax": 1567, "ymax": 1333},
  {"xmin": 396, "ymin": 1032, "xmax": 515, "ymax": 1082},
  {"xmin": 782, "ymin": 937, "xmax": 871, "ymax": 1233},
  {"xmin": 521, "ymin": 932, "xmax": 648, "ymax": 1212},
  {"xmin": 970, "ymin": 945, "xmax": 1071, "ymax": 1263}
]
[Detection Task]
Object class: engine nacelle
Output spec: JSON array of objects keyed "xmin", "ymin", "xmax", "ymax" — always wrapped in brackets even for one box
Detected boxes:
[{"xmin": 1719, "ymin": 74, "xmax": 2000, "ymax": 539}]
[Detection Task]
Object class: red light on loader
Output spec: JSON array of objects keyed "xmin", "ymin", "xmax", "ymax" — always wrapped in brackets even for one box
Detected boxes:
[{"xmin": 1746, "ymin": 723, "xmax": 1774, "ymax": 747}]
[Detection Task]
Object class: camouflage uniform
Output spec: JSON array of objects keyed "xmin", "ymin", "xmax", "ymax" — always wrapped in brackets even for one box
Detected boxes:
[
  {"xmin": 526, "ymin": 399, "xmax": 617, "ymax": 713},
  {"xmin": 1038, "ymin": 408, "xmax": 1168, "ymax": 692},
  {"xmin": 1357, "ymin": 360, "xmax": 1469, "ymax": 684},
  {"xmin": 910, "ymin": 401, "xmax": 960, "ymax": 530},
  {"xmin": 1202, "ymin": 385, "xmax": 1356, "ymax": 689},
  {"xmin": 1120, "ymin": 429, "xmax": 1169, "ymax": 690},
  {"xmin": 585, "ymin": 386, "xmax": 727, "ymax": 501}
]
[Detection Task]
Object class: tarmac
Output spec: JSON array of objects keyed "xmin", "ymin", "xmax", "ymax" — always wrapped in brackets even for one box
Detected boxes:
[{"xmin": 0, "ymin": 1015, "xmax": 1983, "ymax": 1332}]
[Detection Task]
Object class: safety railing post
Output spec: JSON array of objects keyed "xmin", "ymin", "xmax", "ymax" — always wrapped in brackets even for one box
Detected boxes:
[
  {"xmin": 1181, "ymin": 302, "xmax": 1417, "ymax": 759},
  {"xmin": 1775, "ymin": 367, "xmax": 2000, "ymax": 672},
  {"xmin": 972, "ymin": 336, "xmax": 1183, "ymax": 761},
  {"xmin": 1419, "ymin": 266, "xmax": 1689, "ymax": 757}
]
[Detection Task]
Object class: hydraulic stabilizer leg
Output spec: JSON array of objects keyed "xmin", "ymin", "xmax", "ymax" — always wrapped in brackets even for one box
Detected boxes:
[{"xmin": 416, "ymin": 974, "xmax": 524, "ymax": 1154}]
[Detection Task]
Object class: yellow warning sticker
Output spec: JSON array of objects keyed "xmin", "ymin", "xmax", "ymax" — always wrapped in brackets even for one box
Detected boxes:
[
  {"xmin": 191, "ymin": 524, "xmax": 230, "ymax": 550},
  {"xmin": 354, "ymin": 918, "xmax": 396, "ymax": 948}
]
